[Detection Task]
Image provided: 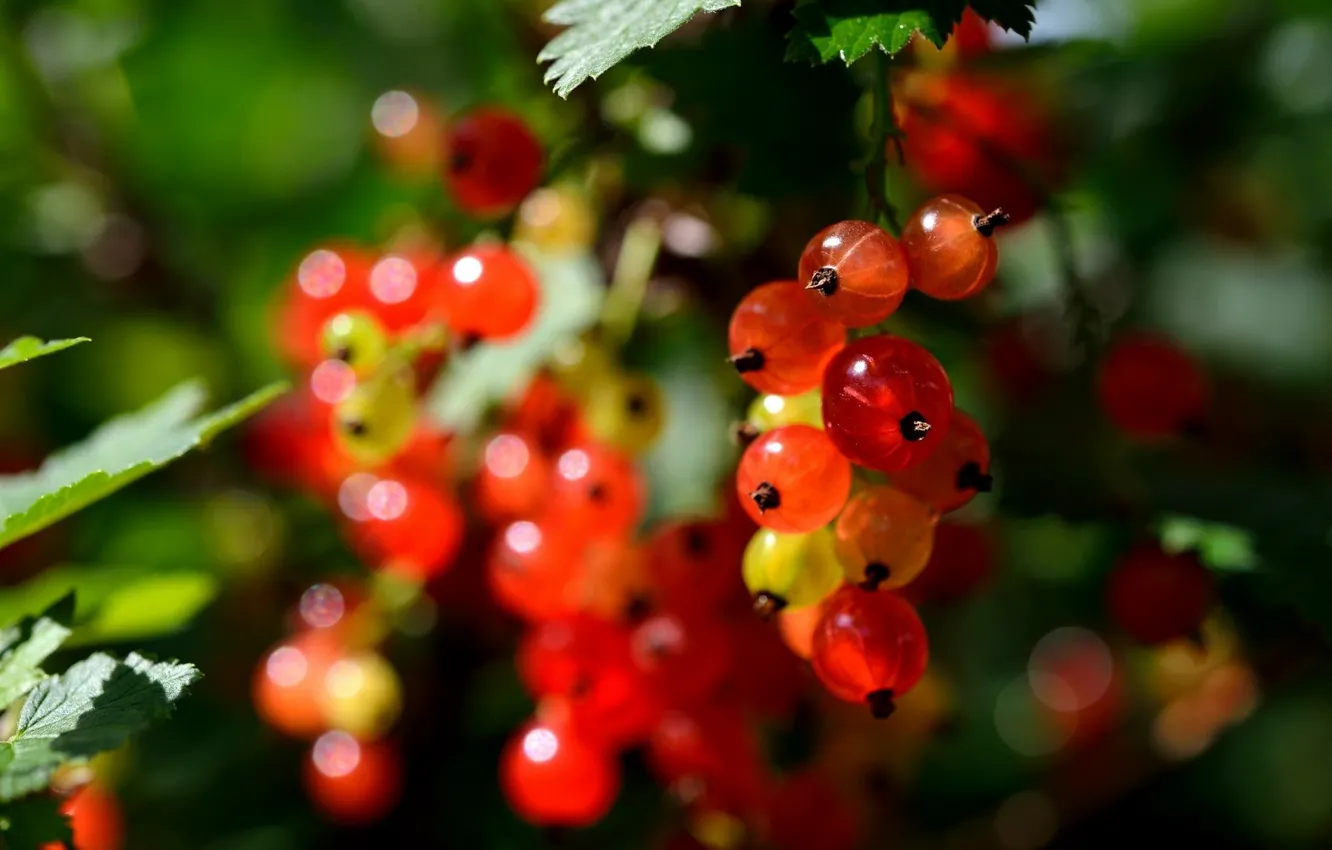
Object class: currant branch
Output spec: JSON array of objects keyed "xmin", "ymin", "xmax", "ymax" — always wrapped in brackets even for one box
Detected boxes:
[
  {"xmin": 865, "ymin": 50, "xmax": 903, "ymax": 235},
  {"xmin": 600, "ymin": 212, "xmax": 663, "ymax": 347}
]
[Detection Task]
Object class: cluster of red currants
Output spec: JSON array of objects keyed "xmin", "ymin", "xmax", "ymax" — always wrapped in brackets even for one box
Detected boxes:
[
  {"xmin": 245, "ymin": 106, "xmax": 550, "ymax": 823},
  {"xmin": 727, "ymin": 197, "xmax": 1006, "ymax": 719}
]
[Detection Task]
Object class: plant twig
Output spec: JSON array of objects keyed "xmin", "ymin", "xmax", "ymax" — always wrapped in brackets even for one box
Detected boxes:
[
  {"xmin": 600, "ymin": 214, "xmax": 662, "ymax": 347},
  {"xmin": 865, "ymin": 49, "xmax": 903, "ymax": 234}
]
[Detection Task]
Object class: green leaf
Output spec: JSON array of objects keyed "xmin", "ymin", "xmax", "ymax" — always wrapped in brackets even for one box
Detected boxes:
[
  {"xmin": 0, "ymin": 653, "xmax": 199, "ymax": 801},
  {"xmin": 538, "ymin": 0, "xmax": 741, "ymax": 98},
  {"xmin": 0, "ymin": 338, "xmax": 89, "ymax": 373},
  {"xmin": 0, "ymin": 381, "xmax": 286, "ymax": 552},
  {"xmin": 0, "ymin": 596, "xmax": 74, "ymax": 710},
  {"xmin": 0, "ymin": 566, "xmax": 219, "ymax": 646},
  {"xmin": 0, "ymin": 793, "xmax": 74, "ymax": 850},
  {"xmin": 786, "ymin": 0, "xmax": 1036, "ymax": 65}
]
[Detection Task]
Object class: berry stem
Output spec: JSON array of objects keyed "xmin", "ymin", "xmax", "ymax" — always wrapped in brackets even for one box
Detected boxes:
[
  {"xmin": 730, "ymin": 421, "xmax": 761, "ymax": 447},
  {"xmin": 973, "ymin": 208, "xmax": 1011, "ymax": 237},
  {"xmin": 601, "ymin": 213, "xmax": 662, "ymax": 347},
  {"xmin": 867, "ymin": 688, "xmax": 897, "ymax": 719},
  {"xmin": 865, "ymin": 49, "xmax": 903, "ymax": 235}
]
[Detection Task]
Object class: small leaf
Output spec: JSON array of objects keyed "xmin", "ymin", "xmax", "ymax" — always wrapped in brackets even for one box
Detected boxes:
[
  {"xmin": 0, "ymin": 793, "xmax": 74, "ymax": 850},
  {"xmin": 786, "ymin": 0, "xmax": 1035, "ymax": 65},
  {"xmin": 0, "ymin": 596, "xmax": 74, "ymax": 709},
  {"xmin": 1, "ymin": 653, "xmax": 199, "ymax": 801},
  {"xmin": 0, "ymin": 381, "xmax": 285, "ymax": 552},
  {"xmin": 0, "ymin": 338, "xmax": 89, "ymax": 373},
  {"xmin": 539, "ymin": 0, "xmax": 740, "ymax": 98}
]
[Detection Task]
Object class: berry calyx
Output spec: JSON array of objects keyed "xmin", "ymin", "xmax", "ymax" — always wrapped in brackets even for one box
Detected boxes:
[{"xmin": 867, "ymin": 688, "xmax": 897, "ymax": 719}]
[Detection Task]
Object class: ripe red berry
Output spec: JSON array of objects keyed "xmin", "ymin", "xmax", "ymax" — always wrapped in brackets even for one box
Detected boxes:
[
  {"xmin": 1096, "ymin": 332, "xmax": 1207, "ymax": 439},
  {"xmin": 548, "ymin": 442, "xmax": 646, "ymax": 540},
  {"xmin": 347, "ymin": 475, "xmax": 463, "ymax": 582},
  {"xmin": 833, "ymin": 486, "xmax": 938, "ymax": 591},
  {"xmin": 903, "ymin": 519, "xmax": 995, "ymax": 604},
  {"xmin": 821, "ymin": 335, "xmax": 955, "ymax": 472},
  {"xmin": 644, "ymin": 520, "xmax": 747, "ymax": 618},
  {"xmin": 735, "ymin": 425, "xmax": 852, "ymax": 534},
  {"xmin": 45, "ymin": 785, "xmax": 123, "ymax": 850},
  {"xmin": 630, "ymin": 612, "xmax": 732, "ymax": 704},
  {"xmin": 890, "ymin": 409, "xmax": 992, "ymax": 513},
  {"xmin": 647, "ymin": 702, "xmax": 766, "ymax": 813},
  {"xmin": 728, "ymin": 281, "xmax": 846, "ymax": 395},
  {"xmin": 1106, "ymin": 545, "xmax": 1214, "ymax": 645},
  {"xmin": 252, "ymin": 630, "xmax": 343, "ymax": 738},
  {"xmin": 442, "ymin": 107, "xmax": 543, "ymax": 219},
  {"xmin": 303, "ymin": 732, "xmax": 403, "ymax": 824},
  {"xmin": 810, "ymin": 585, "xmax": 929, "ymax": 718},
  {"xmin": 474, "ymin": 430, "xmax": 552, "ymax": 521},
  {"xmin": 798, "ymin": 221, "xmax": 909, "ymax": 328},
  {"xmin": 901, "ymin": 195, "xmax": 1006, "ymax": 300},
  {"xmin": 501, "ymin": 708, "xmax": 621, "ymax": 826},
  {"xmin": 487, "ymin": 519, "xmax": 581, "ymax": 621},
  {"xmin": 434, "ymin": 245, "xmax": 539, "ymax": 342}
]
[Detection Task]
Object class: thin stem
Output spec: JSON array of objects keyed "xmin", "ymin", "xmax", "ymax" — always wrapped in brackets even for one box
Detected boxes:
[
  {"xmin": 865, "ymin": 50, "xmax": 902, "ymax": 235},
  {"xmin": 600, "ymin": 214, "xmax": 662, "ymax": 347}
]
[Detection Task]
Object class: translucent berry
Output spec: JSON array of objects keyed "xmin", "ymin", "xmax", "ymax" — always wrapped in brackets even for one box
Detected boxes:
[
  {"xmin": 547, "ymin": 330, "xmax": 616, "ymax": 399},
  {"xmin": 514, "ymin": 186, "xmax": 597, "ymax": 252},
  {"xmin": 1097, "ymin": 333, "xmax": 1207, "ymax": 439},
  {"xmin": 631, "ymin": 612, "xmax": 732, "ymax": 703},
  {"xmin": 303, "ymin": 732, "xmax": 403, "ymax": 824},
  {"xmin": 252, "ymin": 631, "xmax": 343, "ymax": 738},
  {"xmin": 47, "ymin": 785, "xmax": 123, "ymax": 850},
  {"xmin": 647, "ymin": 702, "xmax": 766, "ymax": 813},
  {"xmin": 435, "ymin": 245, "xmax": 540, "ymax": 341},
  {"xmin": 516, "ymin": 614, "xmax": 629, "ymax": 698},
  {"xmin": 902, "ymin": 195, "xmax": 1006, "ymax": 300},
  {"xmin": 487, "ymin": 519, "xmax": 580, "ymax": 621},
  {"xmin": 777, "ymin": 603, "xmax": 823, "ymax": 660},
  {"xmin": 474, "ymin": 431, "xmax": 552, "ymax": 521},
  {"xmin": 727, "ymin": 281, "xmax": 846, "ymax": 394},
  {"xmin": 320, "ymin": 310, "xmax": 390, "ymax": 376},
  {"xmin": 1106, "ymin": 545, "xmax": 1214, "ymax": 645},
  {"xmin": 904, "ymin": 520, "xmax": 995, "ymax": 604},
  {"xmin": 810, "ymin": 585, "xmax": 929, "ymax": 717},
  {"xmin": 349, "ymin": 476, "xmax": 463, "ymax": 581},
  {"xmin": 442, "ymin": 107, "xmax": 543, "ymax": 219},
  {"xmin": 332, "ymin": 368, "xmax": 417, "ymax": 465},
  {"xmin": 568, "ymin": 538, "xmax": 656, "ymax": 623},
  {"xmin": 889, "ymin": 409, "xmax": 991, "ymax": 513},
  {"xmin": 318, "ymin": 650, "xmax": 403, "ymax": 740},
  {"xmin": 798, "ymin": 221, "xmax": 909, "ymax": 328},
  {"xmin": 645, "ymin": 519, "xmax": 747, "ymax": 618},
  {"xmin": 822, "ymin": 335, "xmax": 954, "ymax": 472},
  {"xmin": 746, "ymin": 390, "xmax": 823, "ymax": 433},
  {"xmin": 500, "ymin": 710, "xmax": 621, "ymax": 826},
  {"xmin": 549, "ymin": 442, "xmax": 647, "ymax": 540},
  {"xmin": 583, "ymin": 371, "xmax": 665, "ymax": 456},
  {"xmin": 736, "ymin": 425, "xmax": 852, "ymax": 534},
  {"xmin": 742, "ymin": 527, "xmax": 843, "ymax": 619},
  {"xmin": 833, "ymin": 486, "xmax": 938, "ymax": 591}
]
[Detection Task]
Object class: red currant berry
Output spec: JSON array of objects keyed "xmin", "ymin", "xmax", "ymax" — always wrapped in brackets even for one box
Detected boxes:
[
  {"xmin": 348, "ymin": 475, "xmax": 463, "ymax": 582},
  {"xmin": 500, "ymin": 708, "xmax": 621, "ymax": 826},
  {"xmin": 799, "ymin": 221, "xmax": 909, "ymax": 328},
  {"xmin": 890, "ymin": 409, "xmax": 992, "ymax": 513},
  {"xmin": 303, "ymin": 732, "xmax": 403, "ymax": 825},
  {"xmin": 777, "ymin": 603, "xmax": 823, "ymax": 660},
  {"xmin": 474, "ymin": 430, "xmax": 552, "ymax": 522},
  {"xmin": 1106, "ymin": 545, "xmax": 1214, "ymax": 645},
  {"xmin": 902, "ymin": 195, "xmax": 1007, "ymax": 300},
  {"xmin": 442, "ymin": 107, "xmax": 543, "ymax": 219},
  {"xmin": 647, "ymin": 702, "xmax": 766, "ymax": 813},
  {"xmin": 275, "ymin": 245, "xmax": 375, "ymax": 369},
  {"xmin": 434, "ymin": 245, "xmax": 540, "ymax": 341},
  {"xmin": 821, "ymin": 335, "xmax": 955, "ymax": 472},
  {"xmin": 487, "ymin": 519, "xmax": 580, "ymax": 621},
  {"xmin": 810, "ymin": 585, "xmax": 929, "ymax": 718},
  {"xmin": 549, "ymin": 442, "xmax": 646, "ymax": 540},
  {"xmin": 252, "ymin": 630, "xmax": 343, "ymax": 738},
  {"xmin": 1096, "ymin": 332, "xmax": 1208, "ymax": 439},
  {"xmin": 728, "ymin": 281, "xmax": 846, "ymax": 395},
  {"xmin": 645, "ymin": 520, "xmax": 748, "ymax": 618},
  {"xmin": 517, "ymin": 614, "xmax": 629, "ymax": 698},
  {"xmin": 631, "ymin": 612, "xmax": 732, "ymax": 704},
  {"xmin": 45, "ymin": 785, "xmax": 123, "ymax": 850},
  {"xmin": 735, "ymin": 425, "xmax": 851, "ymax": 534},
  {"xmin": 903, "ymin": 519, "xmax": 995, "ymax": 604},
  {"xmin": 833, "ymin": 486, "xmax": 938, "ymax": 591}
]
